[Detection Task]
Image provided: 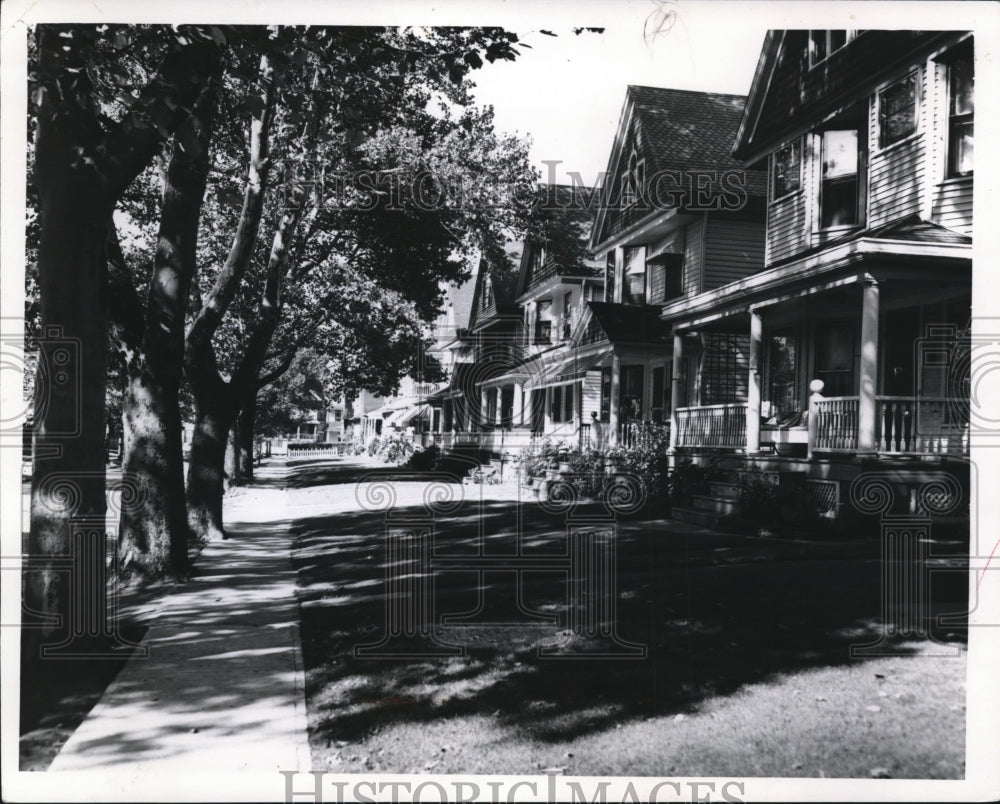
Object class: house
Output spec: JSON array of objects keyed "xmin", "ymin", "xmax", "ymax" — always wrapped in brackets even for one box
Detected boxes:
[
  {"xmin": 468, "ymin": 184, "xmax": 607, "ymax": 453},
  {"xmin": 588, "ymin": 86, "xmax": 768, "ymax": 447},
  {"xmin": 665, "ymin": 30, "xmax": 972, "ymax": 518}
]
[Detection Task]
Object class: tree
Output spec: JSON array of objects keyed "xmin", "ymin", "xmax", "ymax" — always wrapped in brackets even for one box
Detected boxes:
[
  {"xmin": 26, "ymin": 24, "xmax": 223, "ymax": 647},
  {"xmin": 180, "ymin": 27, "xmax": 534, "ymax": 542}
]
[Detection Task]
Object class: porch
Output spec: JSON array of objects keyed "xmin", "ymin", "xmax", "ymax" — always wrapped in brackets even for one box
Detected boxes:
[{"xmin": 666, "ymin": 254, "xmax": 970, "ymax": 463}]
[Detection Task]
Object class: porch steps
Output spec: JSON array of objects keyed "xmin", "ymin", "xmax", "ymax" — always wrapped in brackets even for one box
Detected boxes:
[{"xmin": 672, "ymin": 472, "xmax": 742, "ymax": 528}]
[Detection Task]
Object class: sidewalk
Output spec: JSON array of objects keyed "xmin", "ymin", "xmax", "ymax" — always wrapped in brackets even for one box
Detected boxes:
[{"xmin": 49, "ymin": 462, "xmax": 311, "ymax": 772}]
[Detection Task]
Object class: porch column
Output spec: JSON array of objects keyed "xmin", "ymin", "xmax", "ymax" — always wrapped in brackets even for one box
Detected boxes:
[
  {"xmin": 858, "ymin": 279, "xmax": 880, "ymax": 453},
  {"xmin": 512, "ymin": 382, "xmax": 523, "ymax": 425},
  {"xmin": 480, "ymin": 389, "xmax": 489, "ymax": 432},
  {"xmin": 668, "ymin": 333, "xmax": 683, "ymax": 452},
  {"xmin": 746, "ymin": 310, "xmax": 762, "ymax": 454},
  {"xmin": 609, "ymin": 354, "xmax": 621, "ymax": 446},
  {"xmin": 494, "ymin": 389, "xmax": 503, "ymax": 428}
]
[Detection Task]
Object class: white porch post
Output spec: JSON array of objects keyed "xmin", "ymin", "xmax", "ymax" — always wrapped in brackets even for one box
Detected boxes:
[
  {"xmin": 858, "ymin": 279, "xmax": 880, "ymax": 453},
  {"xmin": 609, "ymin": 354, "xmax": 621, "ymax": 446},
  {"xmin": 512, "ymin": 382, "xmax": 523, "ymax": 425},
  {"xmin": 494, "ymin": 389, "xmax": 503, "ymax": 428},
  {"xmin": 480, "ymin": 389, "xmax": 488, "ymax": 432},
  {"xmin": 747, "ymin": 309, "xmax": 762, "ymax": 454},
  {"xmin": 669, "ymin": 333, "xmax": 683, "ymax": 452}
]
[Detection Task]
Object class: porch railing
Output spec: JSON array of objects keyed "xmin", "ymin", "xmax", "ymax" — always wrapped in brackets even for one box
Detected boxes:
[
  {"xmin": 876, "ymin": 396, "xmax": 969, "ymax": 455},
  {"xmin": 618, "ymin": 421, "xmax": 671, "ymax": 449},
  {"xmin": 812, "ymin": 396, "xmax": 859, "ymax": 452},
  {"xmin": 675, "ymin": 403, "xmax": 747, "ymax": 449}
]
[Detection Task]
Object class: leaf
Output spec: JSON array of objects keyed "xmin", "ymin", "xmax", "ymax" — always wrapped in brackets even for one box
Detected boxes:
[
  {"xmin": 210, "ymin": 26, "xmax": 228, "ymax": 46},
  {"xmin": 463, "ymin": 50, "xmax": 483, "ymax": 70}
]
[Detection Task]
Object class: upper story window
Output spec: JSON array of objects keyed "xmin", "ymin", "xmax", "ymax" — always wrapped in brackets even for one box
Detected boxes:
[
  {"xmin": 878, "ymin": 72, "xmax": 919, "ymax": 148},
  {"xmin": 771, "ymin": 139, "xmax": 801, "ymax": 201},
  {"xmin": 808, "ymin": 30, "xmax": 853, "ymax": 67},
  {"xmin": 534, "ymin": 299, "xmax": 552, "ymax": 344},
  {"xmin": 648, "ymin": 254, "xmax": 684, "ymax": 303},
  {"xmin": 619, "ymin": 148, "xmax": 644, "ymax": 208},
  {"xmin": 481, "ymin": 277, "xmax": 493, "ymax": 311},
  {"xmin": 561, "ymin": 291, "xmax": 573, "ymax": 339},
  {"xmin": 622, "ymin": 246, "xmax": 645, "ymax": 305},
  {"xmin": 948, "ymin": 46, "xmax": 974, "ymax": 176},
  {"xmin": 820, "ymin": 129, "xmax": 863, "ymax": 228}
]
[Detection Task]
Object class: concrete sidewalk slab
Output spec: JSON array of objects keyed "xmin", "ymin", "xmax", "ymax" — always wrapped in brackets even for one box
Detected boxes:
[{"xmin": 49, "ymin": 466, "xmax": 310, "ymax": 773}]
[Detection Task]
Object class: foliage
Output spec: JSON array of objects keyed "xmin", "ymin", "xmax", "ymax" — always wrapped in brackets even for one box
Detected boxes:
[
  {"xmin": 404, "ymin": 444, "xmax": 440, "ymax": 471},
  {"xmin": 606, "ymin": 422, "xmax": 671, "ymax": 499},
  {"xmin": 374, "ymin": 429, "xmax": 414, "ymax": 465},
  {"xmin": 567, "ymin": 449, "xmax": 609, "ymax": 499},
  {"xmin": 735, "ymin": 465, "xmax": 779, "ymax": 530},
  {"xmin": 365, "ymin": 436, "xmax": 381, "ymax": 457},
  {"xmin": 668, "ymin": 458, "xmax": 709, "ymax": 507}
]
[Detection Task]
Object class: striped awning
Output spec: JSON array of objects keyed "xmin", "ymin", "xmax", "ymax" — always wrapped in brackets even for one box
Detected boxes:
[{"xmin": 524, "ymin": 350, "xmax": 611, "ymax": 390}]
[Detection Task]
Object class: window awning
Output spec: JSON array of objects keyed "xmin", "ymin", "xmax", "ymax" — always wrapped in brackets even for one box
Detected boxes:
[
  {"xmin": 389, "ymin": 404, "xmax": 431, "ymax": 426},
  {"xmin": 525, "ymin": 350, "xmax": 611, "ymax": 390}
]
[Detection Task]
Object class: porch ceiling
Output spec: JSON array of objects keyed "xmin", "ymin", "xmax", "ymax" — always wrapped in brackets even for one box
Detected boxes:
[{"xmin": 664, "ymin": 237, "xmax": 970, "ymax": 333}]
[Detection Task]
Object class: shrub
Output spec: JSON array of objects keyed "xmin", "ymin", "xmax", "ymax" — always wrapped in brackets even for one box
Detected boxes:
[
  {"xmin": 668, "ymin": 458, "xmax": 708, "ymax": 507},
  {"xmin": 735, "ymin": 464, "xmax": 779, "ymax": 531},
  {"xmin": 366, "ymin": 436, "xmax": 381, "ymax": 457},
  {"xmin": 567, "ymin": 448, "xmax": 608, "ymax": 499},
  {"xmin": 405, "ymin": 444, "xmax": 440, "ymax": 471},
  {"xmin": 375, "ymin": 430, "xmax": 414, "ymax": 465}
]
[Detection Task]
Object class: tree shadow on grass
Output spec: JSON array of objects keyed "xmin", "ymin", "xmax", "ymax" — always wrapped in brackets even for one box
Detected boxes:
[{"xmin": 291, "ymin": 493, "xmax": 969, "ymax": 749}]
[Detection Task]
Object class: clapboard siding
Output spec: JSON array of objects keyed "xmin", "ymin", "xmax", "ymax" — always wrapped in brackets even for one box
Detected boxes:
[
  {"xmin": 766, "ymin": 191, "xmax": 807, "ymax": 265},
  {"xmin": 932, "ymin": 177, "xmax": 973, "ymax": 234},
  {"xmin": 703, "ymin": 213, "xmax": 766, "ymax": 290},
  {"xmin": 868, "ymin": 134, "xmax": 925, "ymax": 229},
  {"xmin": 582, "ymin": 371, "xmax": 602, "ymax": 419},
  {"xmin": 682, "ymin": 218, "xmax": 704, "ymax": 295}
]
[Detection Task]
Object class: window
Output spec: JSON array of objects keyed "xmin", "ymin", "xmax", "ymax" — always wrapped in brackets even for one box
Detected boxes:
[
  {"xmin": 814, "ymin": 320, "xmax": 855, "ymax": 397},
  {"xmin": 771, "ymin": 140, "xmax": 801, "ymax": 200},
  {"xmin": 562, "ymin": 291, "xmax": 573, "ymax": 339},
  {"xmin": 534, "ymin": 299, "xmax": 552, "ymax": 344},
  {"xmin": 820, "ymin": 130, "xmax": 861, "ymax": 228},
  {"xmin": 481, "ymin": 277, "xmax": 493, "ymax": 310},
  {"xmin": 622, "ymin": 246, "xmax": 645, "ymax": 305},
  {"xmin": 879, "ymin": 72, "xmax": 919, "ymax": 148},
  {"xmin": 767, "ymin": 330, "xmax": 799, "ymax": 419},
  {"xmin": 648, "ymin": 254, "xmax": 684, "ymax": 303},
  {"xmin": 619, "ymin": 148, "xmax": 644, "ymax": 207},
  {"xmin": 551, "ymin": 386, "xmax": 563, "ymax": 423},
  {"xmin": 564, "ymin": 384, "xmax": 575, "ymax": 422},
  {"xmin": 600, "ymin": 367, "xmax": 612, "ymax": 422},
  {"xmin": 948, "ymin": 46, "xmax": 974, "ymax": 176},
  {"xmin": 808, "ymin": 30, "xmax": 852, "ymax": 66},
  {"xmin": 651, "ymin": 366, "xmax": 667, "ymax": 423},
  {"xmin": 620, "ymin": 365, "xmax": 644, "ymax": 422}
]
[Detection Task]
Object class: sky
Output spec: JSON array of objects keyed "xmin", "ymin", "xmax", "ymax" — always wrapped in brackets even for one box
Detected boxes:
[{"xmin": 468, "ymin": 6, "xmax": 766, "ymax": 186}]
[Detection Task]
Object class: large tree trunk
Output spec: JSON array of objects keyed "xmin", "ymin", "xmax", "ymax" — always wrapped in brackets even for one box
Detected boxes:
[
  {"xmin": 114, "ymin": 87, "xmax": 217, "ymax": 580},
  {"xmin": 27, "ymin": 186, "xmax": 110, "ymax": 656},
  {"xmin": 237, "ymin": 396, "xmax": 257, "ymax": 479},
  {"xmin": 186, "ymin": 388, "xmax": 236, "ymax": 542},
  {"xmin": 25, "ymin": 27, "xmax": 222, "ymax": 655},
  {"xmin": 117, "ymin": 368, "xmax": 190, "ymax": 578}
]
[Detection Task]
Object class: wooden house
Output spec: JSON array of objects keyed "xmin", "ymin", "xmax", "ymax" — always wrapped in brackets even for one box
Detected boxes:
[
  {"xmin": 588, "ymin": 85, "xmax": 768, "ymax": 446},
  {"xmin": 666, "ymin": 30, "xmax": 972, "ymax": 520}
]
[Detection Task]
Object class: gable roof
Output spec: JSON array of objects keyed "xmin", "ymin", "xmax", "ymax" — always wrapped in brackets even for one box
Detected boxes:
[
  {"xmin": 733, "ymin": 30, "xmax": 970, "ymax": 163},
  {"xmin": 516, "ymin": 183, "xmax": 604, "ymax": 297},
  {"xmin": 591, "ymin": 85, "xmax": 767, "ymax": 250},
  {"xmin": 445, "ymin": 272, "xmax": 477, "ymax": 332},
  {"xmin": 468, "ymin": 239, "xmax": 522, "ymax": 332}
]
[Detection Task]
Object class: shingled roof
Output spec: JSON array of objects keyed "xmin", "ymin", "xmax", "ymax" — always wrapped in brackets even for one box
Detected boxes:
[
  {"xmin": 591, "ymin": 86, "xmax": 767, "ymax": 250},
  {"xmin": 628, "ymin": 85, "xmax": 765, "ymax": 195}
]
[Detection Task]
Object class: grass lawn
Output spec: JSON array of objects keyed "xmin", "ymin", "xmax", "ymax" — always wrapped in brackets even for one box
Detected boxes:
[{"xmin": 292, "ymin": 482, "xmax": 968, "ymax": 778}]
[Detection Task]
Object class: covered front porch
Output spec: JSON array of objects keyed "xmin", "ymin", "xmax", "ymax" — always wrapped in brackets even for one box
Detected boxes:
[{"xmin": 665, "ymin": 249, "xmax": 970, "ymax": 465}]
